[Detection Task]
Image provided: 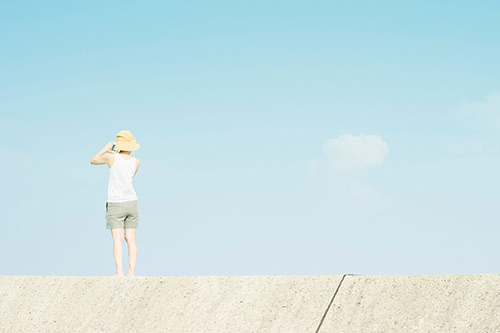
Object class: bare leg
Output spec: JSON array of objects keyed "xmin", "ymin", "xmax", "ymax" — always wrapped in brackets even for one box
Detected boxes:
[
  {"xmin": 111, "ymin": 229, "xmax": 124, "ymax": 276},
  {"xmin": 124, "ymin": 228, "xmax": 137, "ymax": 277}
]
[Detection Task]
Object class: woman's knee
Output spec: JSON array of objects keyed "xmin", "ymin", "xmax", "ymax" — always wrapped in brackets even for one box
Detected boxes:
[{"xmin": 124, "ymin": 230, "xmax": 136, "ymax": 243}]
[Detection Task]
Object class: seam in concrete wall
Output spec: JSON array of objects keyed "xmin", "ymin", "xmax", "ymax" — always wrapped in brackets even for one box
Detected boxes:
[{"xmin": 315, "ymin": 274, "xmax": 356, "ymax": 333}]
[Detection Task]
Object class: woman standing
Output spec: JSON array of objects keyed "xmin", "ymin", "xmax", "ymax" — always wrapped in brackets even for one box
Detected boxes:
[{"xmin": 91, "ymin": 130, "xmax": 141, "ymax": 277}]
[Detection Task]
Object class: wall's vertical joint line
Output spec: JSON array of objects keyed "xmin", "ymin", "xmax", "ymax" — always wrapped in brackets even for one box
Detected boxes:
[{"xmin": 314, "ymin": 274, "xmax": 356, "ymax": 333}]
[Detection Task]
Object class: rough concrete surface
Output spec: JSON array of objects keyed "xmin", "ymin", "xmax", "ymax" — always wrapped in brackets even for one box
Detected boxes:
[
  {"xmin": 1, "ymin": 274, "xmax": 499, "ymax": 332},
  {"xmin": 0, "ymin": 275, "xmax": 342, "ymax": 333},
  {"xmin": 318, "ymin": 274, "xmax": 500, "ymax": 333}
]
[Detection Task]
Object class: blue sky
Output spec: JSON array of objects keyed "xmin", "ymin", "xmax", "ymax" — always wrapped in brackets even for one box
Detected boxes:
[{"xmin": 1, "ymin": 1, "xmax": 499, "ymax": 276}]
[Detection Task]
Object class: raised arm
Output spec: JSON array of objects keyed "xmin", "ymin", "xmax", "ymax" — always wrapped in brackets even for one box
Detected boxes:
[
  {"xmin": 90, "ymin": 142, "xmax": 114, "ymax": 166},
  {"xmin": 133, "ymin": 159, "xmax": 140, "ymax": 177}
]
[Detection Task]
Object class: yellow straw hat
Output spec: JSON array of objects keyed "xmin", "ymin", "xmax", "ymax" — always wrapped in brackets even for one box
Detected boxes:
[{"xmin": 114, "ymin": 130, "xmax": 140, "ymax": 152}]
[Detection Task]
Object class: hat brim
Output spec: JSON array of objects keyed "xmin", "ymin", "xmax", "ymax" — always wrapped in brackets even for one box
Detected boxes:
[{"xmin": 114, "ymin": 142, "xmax": 140, "ymax": 152}]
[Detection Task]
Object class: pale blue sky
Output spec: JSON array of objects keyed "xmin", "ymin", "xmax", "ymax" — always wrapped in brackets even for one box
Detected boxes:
[{"xmin": 1, "ymin": 1, "xmax": 499, "ymax": 276}]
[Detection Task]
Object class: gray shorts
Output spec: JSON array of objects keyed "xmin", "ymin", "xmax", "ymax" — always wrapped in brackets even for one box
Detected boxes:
[{"xmin": 105, "ymin": 200, "xmax": 139, "ymax": 229}]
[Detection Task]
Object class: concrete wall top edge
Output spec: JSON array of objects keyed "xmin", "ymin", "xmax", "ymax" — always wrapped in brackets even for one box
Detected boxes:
[{"xmin": 1, "ymin": 273, "xmax": 499, "ymax": 278}]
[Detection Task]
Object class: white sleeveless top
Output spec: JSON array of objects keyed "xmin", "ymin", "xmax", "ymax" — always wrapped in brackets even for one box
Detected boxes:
[{"xmin": 107, "ymin": 152, "xmax": 138, "ymax": 202}]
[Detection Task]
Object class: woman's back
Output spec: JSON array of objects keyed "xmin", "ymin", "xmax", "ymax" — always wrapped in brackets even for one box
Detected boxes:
[{"xmin": 107, "ymin": 152, "xmax": 139, "ymax": 203}]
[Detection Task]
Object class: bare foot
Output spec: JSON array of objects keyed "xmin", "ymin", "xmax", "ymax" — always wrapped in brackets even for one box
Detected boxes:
[
  {"xmin": 113, "ymin": 272, "xmax": 124, "ymax": 277},
  {"xmin": 125, "ymin": 270, "xmax": 134, "ymax": 277}
]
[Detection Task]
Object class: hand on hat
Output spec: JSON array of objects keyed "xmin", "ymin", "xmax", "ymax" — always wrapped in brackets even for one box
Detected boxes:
[{"xmin": 104, "ymin": 142, "xmax": 115, "ymax": 153}]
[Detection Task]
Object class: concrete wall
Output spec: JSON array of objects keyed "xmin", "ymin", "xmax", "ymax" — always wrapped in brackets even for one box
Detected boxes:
[
  {"xmin": 0, "ymin": 275, "xmax": 341, "ymax": 332},
  {"xmin": 0, "ymin": 274, "xmax": 499, "ymax": 332},
  {"xmin": 319, "ymin": 274, "xmax": 500, "ymax": 333}
]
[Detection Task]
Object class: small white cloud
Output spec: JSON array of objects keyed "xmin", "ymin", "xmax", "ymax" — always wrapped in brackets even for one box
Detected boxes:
[
  {"xmin": 311, "ymin": 134, "xmax": 389, "ymax": 171},
  {"xmin": 458, "ymin": 92, "xmax": 500, "ymax": 130},
  {"xmin": 308, "ymin": 134, "xmax": 389, "ymax": 206}
]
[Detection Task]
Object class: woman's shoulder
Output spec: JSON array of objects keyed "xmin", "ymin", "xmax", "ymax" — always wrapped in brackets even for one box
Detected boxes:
[{"xmin": 107, "ymin": 153, "xmax": 115, "ymax": 168}]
